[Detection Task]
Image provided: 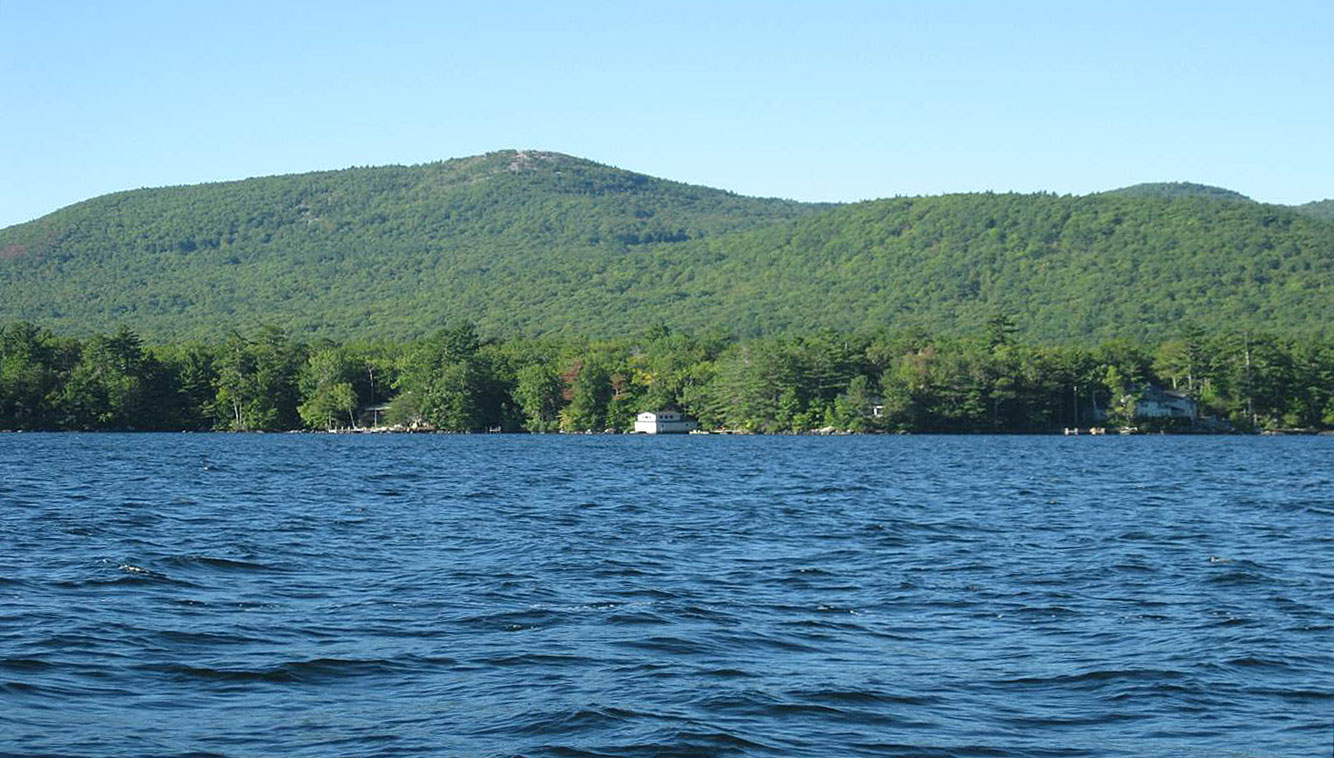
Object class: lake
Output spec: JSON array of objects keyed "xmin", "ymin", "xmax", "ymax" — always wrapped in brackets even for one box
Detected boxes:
[{"xmin": 1, "ymin": 434, "xmax": 1330, "ymax": 757}]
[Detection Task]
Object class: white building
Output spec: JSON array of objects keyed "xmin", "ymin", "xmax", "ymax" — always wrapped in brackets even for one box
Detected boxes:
[
  {"xmin": 1135, "ymin": 385, "xmax": 1197, "ymax": 420},
  {"xmin": 633, "ymin": 410, "xmax": 698, "ymax": 434}
]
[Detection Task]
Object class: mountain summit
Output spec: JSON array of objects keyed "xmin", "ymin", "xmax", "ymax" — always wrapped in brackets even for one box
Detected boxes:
[{"xmin": 1103, "ymin": 182, "xmax": 1253, "ymax": 202}]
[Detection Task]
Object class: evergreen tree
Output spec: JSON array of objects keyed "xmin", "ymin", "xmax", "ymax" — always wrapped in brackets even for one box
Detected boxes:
[{"xmin": 298, "ymin": 347, "xmax": 359, "ymax": 430}]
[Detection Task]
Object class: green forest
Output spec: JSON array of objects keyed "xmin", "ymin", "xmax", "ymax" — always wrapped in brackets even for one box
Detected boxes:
[
  {"xmin": 4, "ymin": 320, "xmax": 1332, "ymax": 434},
  {"xmin": 1, "ymin": 150, "xmax": 1331, "ymax": 343},
  {"xmin": 3, "ymin": 151, "xmax": 1330, "ymax": 433}
]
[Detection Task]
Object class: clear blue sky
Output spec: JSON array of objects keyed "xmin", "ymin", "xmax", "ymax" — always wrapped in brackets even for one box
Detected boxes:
[{"xmin": 2, "ymin": 0, "xmax": 1331, "ymax": 228}]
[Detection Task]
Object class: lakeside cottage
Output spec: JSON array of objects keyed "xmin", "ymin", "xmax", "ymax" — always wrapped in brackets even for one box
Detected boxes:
[
  {"xmin": 1134, "ymin": 385, "xmax": 1197, "ymax": 420},
  {"xmin": 633, "ymin": 410, "xmax": 699, "ymax": 434}
]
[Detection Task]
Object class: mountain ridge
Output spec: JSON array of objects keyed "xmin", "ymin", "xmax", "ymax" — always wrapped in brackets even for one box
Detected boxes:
[
  {"xmin": 2, "ymin": 150, "xmax": 1331, "ymax": 342},
  {"xmin": 11, "ymin": 153, "xmax": 1333, "ymax": 234},
  {"xmin": 1101, "ymin": 182, "xmax": 1254, "ymax": 203}
]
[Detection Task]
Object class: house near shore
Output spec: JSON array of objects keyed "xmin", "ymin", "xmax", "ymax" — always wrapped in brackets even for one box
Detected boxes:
[
  {"xmin": 632, "ymin": 410, "xmax": 698, "ymax": 434},
  {"xmin": 1091, "ymin": 384, "xmax": 1198, "ymax": 426},
  {"xmin": 358, "ymin": 403, "xmax": 392, "ymax": 428},
  {"xmin": 1134, "ymin": 385, "xmax": 1197, "ymax": 420}
]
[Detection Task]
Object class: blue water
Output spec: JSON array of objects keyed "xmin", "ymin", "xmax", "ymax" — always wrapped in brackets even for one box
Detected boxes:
[{"xmin": 1, "ymin": 434, "xmax": 1330, "ymax": 757}]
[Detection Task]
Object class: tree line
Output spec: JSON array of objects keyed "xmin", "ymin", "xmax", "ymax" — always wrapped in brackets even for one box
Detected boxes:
[{"xmin": 2, "ymin": 319, "xmax": 1332, "ymax": 434}]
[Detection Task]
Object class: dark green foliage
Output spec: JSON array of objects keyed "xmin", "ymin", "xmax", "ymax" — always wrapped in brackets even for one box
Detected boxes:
[
  {"xmin": 0, "ymin": 322, "xmax": 65, "ymax": 428},
  {"xmin": 55, "ymin": 326, "xmax": 156, "ymax": 429},
  {"xmin": 297, "ymin": 346, "xmax": 359, "ymax": 430},
  {"xmin": 2, "ymin": 151, "xmax": 1331, "ymax": 343},
  {"xmin": 1103, "ymin": 182, "xmax": 1253, "ymax": 202},
  {"xmin": 513, "ymin": 363, "xmax": 564, "ymax": 433},
  {"xmin": 0, "ymin": 151, "xmax": 817, "ymax": 341},
  {"xmin": 213, "ymin": 327, "xmax": 304, "ymax": 431},
  {"xmin": 1294, "ymin": 199, "xmax": 1334, "ymax": 220},
  {"xmin": 675, "ymin": 192, "xmax": 1334, "ymax": 341},
  {"xmin": 153, "ymin": 342, "xmax": 218, "ymax": 430},
  {"xmin": 390, "ymin": 323, "xmax": 509, "ymax": 431},
  {"xmin": 2, "ymin": 152, "xmax": 1331, "ymax": 433},
  {"xmin": 689, "ymin": 331, "xmax": 872, "ymax": 432},
  {"xmin": 560, "ymin": 357, "xmax": 614, "ymax": 433},
  {"xmin": 4, "ymin": 321, "xmax": 1334, "ymax": 434}
]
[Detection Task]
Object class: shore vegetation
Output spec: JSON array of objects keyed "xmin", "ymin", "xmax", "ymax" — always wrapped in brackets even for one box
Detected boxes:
[{"xmin": 4, "ymin": 320, "xmax": 1332, "ymax": 434}]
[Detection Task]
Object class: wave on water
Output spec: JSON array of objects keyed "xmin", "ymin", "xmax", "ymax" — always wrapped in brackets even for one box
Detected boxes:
[
  {"xmin": 146, "ymin": 657, "xmax": 414, "ymax": 684},
  {"xmin": 1, "ymin": 434, "xmax": 1331, "ymax": 757},
  {"xmin": 160, "ymin": 554, "xmax": 282, "ymax": 572}
]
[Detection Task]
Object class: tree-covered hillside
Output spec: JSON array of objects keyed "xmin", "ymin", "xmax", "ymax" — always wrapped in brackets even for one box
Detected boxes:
[
  {"xmin": 0, "ymin": 151, "xmax": 820, "ymax": 340},
  {"xmin": 659, "ymin": 192, "xmax": 1334, "ymax": 341},
  {"xmin": 1, "ymin": 151, "xmax": 1331, "ymax": 342},
  {"xmin": 1103, "ymin": 182, "xmax": 1253, "ymax": 202},
  {"xmin": 1295, "ymin": 199, "xmax": 1334, "ymax": 220}
]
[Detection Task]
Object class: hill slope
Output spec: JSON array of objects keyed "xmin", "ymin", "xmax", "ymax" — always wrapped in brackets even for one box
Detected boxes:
[
  {"xmin": 1294, "ymin": 199, "xmax": 1334, "ymax": 220},
  {"xmin": 1103, "ymin": 182, "xmax": 1253, "ymax": 202},
  {"xmin": 0, "ymin": 151, "xmax": 821, "ymax": 340},
  {"xmin": 1, "ymin": 152, "xmax": 1332, "ymax": 341},
  {"xmin": 660, "ymin": 192, "xmax": 1334, "ymax": 340}
]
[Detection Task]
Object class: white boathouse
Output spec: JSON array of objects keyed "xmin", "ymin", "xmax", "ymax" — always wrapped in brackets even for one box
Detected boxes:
[{"xmin": 632, "ymin": 410, "xmax": 698, "ymax": 434}]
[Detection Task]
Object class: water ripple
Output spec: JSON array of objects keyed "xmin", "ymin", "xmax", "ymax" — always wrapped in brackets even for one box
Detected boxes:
[{"xmin": 1, "ymin": 433, "xmax": 1330, "ymax": 757}]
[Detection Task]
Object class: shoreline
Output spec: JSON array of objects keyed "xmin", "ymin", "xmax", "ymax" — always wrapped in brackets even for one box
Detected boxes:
[{"xmin": 4, "ymin": 427, "xmax": 1330, "ymax": 436}]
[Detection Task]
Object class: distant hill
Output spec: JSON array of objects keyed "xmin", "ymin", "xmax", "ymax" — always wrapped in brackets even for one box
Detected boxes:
[
  {"xmin": 1103, "ymin": 182, "xmax": 1253, "ymax": 202},
  {"xmin": 2, "ymin": 151, "xmax": 1331, "ymax": 342},
  {"xmin": 657, "ymin": 192, "xmax": 1334, "ymax": 340},
  {"xmin": 1294, "ymin": 199, "xmax": 1334, "ymax": 220}
]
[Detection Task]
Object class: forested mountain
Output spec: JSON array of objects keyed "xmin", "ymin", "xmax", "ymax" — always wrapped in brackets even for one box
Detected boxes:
[
  {"xmin": 1103, "ymin": 182, "xmax": 1253, "ymax": 202},
  {"xmin": 1, "ymin": 150, "xmax": 1331, "ymax": 342},
  {"xmin": 664, "ymin": 192, "xmax": 1334, "ymax": 341},
  {"xmin": 1295, "ymin": 199, "xmax": 1334, "ymax": 220},
  {"xmin": 0, "ymin": 151, "xmax": 820, "ymax": 340}
]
